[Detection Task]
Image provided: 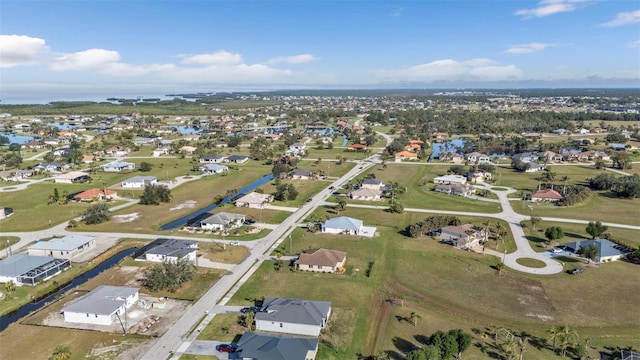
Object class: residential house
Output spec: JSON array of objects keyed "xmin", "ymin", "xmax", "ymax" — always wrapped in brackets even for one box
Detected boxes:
[
  {"xmin": 551, "ymin": 129, "xmax": 571, "ymax": 135},
  {"xmin": 82, "ymin": 154, "xmax": 99, "ymax": 164},
  {"xmin": 53, "ymin": 147, "xmax": 71, "ymax": 157},
  {"xmin": 525, "ymin": 162, "xmax": 545, "ymax": 172},
  {"xmin": 134, "ymin": 137, "xmax": 159, "ymax": 146},
  {"xmin": 288, "ymin": 143, "xmax": 307, "ymax": 156},
  {"xmin": 347, "ymin": 143, "xmax": 368, "ymax": 151},
  {"xmin": 121, "ymin": 176, "xmax": 157, "ymax": 188},
  {"xmin": 100, "ymin": 160, "xmax": 135, "ymax": 172},
  {"xmin": 199, "ymin": 154, "xmax": 226, "ymax": 163},
  {"xmin": 466, "ymin": 152, "xmax": 491, "ymax": 164},
  {"xmin": 0, "ymin": 254, "xmax": 71, "ymax": 286},
  {"xmin": 290, "ymin": 168, "xmax": 316, "ymax": 180},
  {"xmin": 433, "ymin": 174, "xmax": 467, "ymax": 184},
  {"xmin": 255, "ymin": 297, "xmax": 332, "ymax": 337},
  {"xmin": 564, "ymin": 239, "xmax": 627, "ymax": 263},
  {"xmin": 236, "ymin": 332, "xmax": 319, "ymax": 360},
  {"xmin": 404, "ymin": 143, "xmax": 421, "ymax": 152},
  {"xmin": 536, "ymin": 150, "xmax": 563, "ymax": 163},
  {"xmin": 136, "ymin": 238, "xmax": 198, "ymax": 264},
  {"xmin": 0, "ymin": 169, "xmax": 31, "ymax": 182},
  {"xmin": 467, "ymin": 169, "xmax": 493, "ymax": 183},
  {"xmin": 361, "ymin": 178, "xmax": 383, "ymax": 190},
  {"xmin": 105, "ymin": 146, "xmax": 131, "ymax": 157},
  {"xmin": 434, "ymin": 182, "xmax": 476, "ymax": 197},
  {"xmin": 439, "ymin": 224, "xmax": 486, "ymax": 249},
  {"xmin": 295, "ymin": 248, "xmax": 346, "ymax": 274},
  {"xmin": 432, "ymin": 132, "xmax": 449, "ymax": 139},
  {"xmin": 74, "ymin": 188, "xmax": 117, "ymax": 202},
  {"xmin": 24, "ymin": 140, "xmax": 45, "ymax": 149},
  {"xmin": 321, "ymin": 216, "xmax": 376, "ymax": 237},
  {"xmin": 439, "ymin": 152, "xmax": 464, "ymax": 164},
  {"xmin": 394, "ymin": 151, "xmax": 418, "ymax": 161},
  {"xmin": 512, "ymin": 152, "xmax": 538, "ymax": 163},
  {"xmin": 152, "ymin": 147, "xmax": 171, "ymax": 157},
  {"xmin": 226, "ymin": 155, "xmax": 249, "ymax": 164},
  {"xmin": 35, "ymin": 162, "xmax": 67, "ymax": 173},
  {"xmin": 198, "ymin": 164, "xmax": 228, "ymax": 174},
  {"xmin": 179, "ymin": 146, "xmax": 197, "ymax": 155},
  {"xmin": 349, "ymin": 187, "xmax": 383, "ymax": 201},
  {"xmin": 577, "ymin": 128, "xmax": 591, "ymax": 134},
  {"xmin": 61, "ymin": 285, "xmax": 139, "ymax": 326},
  {"xmin": 200, "ymin": 212, "xmax": 246, "ymax": 231},
  {"xmin": 27, "ymin": 235, "xmax": 96, "ymax": 259},
  {"xmin": 235, "ymin": 192, "xmax": 273, "ymax": 209},
  {"xmin": 54, "ymin": 171, "xmax": 90, "ymax": 184},
  {"xmin": 609, "ymin": 143, "xmax": 628, "ymax": 151},
  {"xmin": 531, "ymin": 188, "xmax": 563, "ymax": 202}
]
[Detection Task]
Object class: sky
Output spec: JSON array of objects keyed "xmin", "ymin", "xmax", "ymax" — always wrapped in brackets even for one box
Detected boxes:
[{"xmin": 0, "ymin": 0, "xmax": 639, "ymax": 103}]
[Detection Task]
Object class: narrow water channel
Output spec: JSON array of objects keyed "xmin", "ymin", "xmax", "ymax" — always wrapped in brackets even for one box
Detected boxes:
[
  {"xmin": 158, "ymin": 173, "xmax": 275, "ymax": 230},
  {"xmin": 0, "ymin": 247, "xmax": 137, "ymax": 332}
]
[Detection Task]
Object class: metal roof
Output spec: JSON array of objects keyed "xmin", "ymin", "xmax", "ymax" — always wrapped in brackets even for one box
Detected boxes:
[
  {"xmin": 62, "ymin": 285, "xmax": 138, "ymax": 316},
  {"xmin": 0, "ymin": 254, "xmax": 65, "ymax": 277},
  {"xmin": 237, "ymin": 332, "xmax": 318, "ymax": 360},
  {"xmin": 323, "ymin": 216, "xmax": 363, "ymax": 231},
  {"xmin": 28, "ymin": 235, "xmax": 94, "ymax": 252}
]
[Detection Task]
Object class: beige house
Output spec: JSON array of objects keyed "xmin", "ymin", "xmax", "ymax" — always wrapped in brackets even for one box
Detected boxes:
[{"xmin": 295, "ymin": 248, "xmax": 346, "ymax": 274}]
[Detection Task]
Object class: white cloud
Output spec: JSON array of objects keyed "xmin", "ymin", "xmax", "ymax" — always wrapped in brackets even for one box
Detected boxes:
[
  {"xmin": 51, "ymin": 49, "xmax": 120, "ymax": 71},
  {"xmin": 390, "ymin": 7, "xmax": 405, "ymax": 17},
  {"xmin": 504, "ymin": 42, "xmax": 556, "ymax": 54},
  {"xmin": 180, "ymin": 50, "xmax": 243, "ymax": 66},
  {"xmin": 268, "ymin": 54, "xmax": 316, "ymax": 65},
  {"xmin": 0, "ymin": 34, "xmax": 48, "ymax": 68},
  {"xmin": 629, "ymin": 40, "xmax": 640, "ymax": 48},
  {"xmin": 372, "ymin": 58, "xmax": 522, "ymax": 82},
  {"xmin": 599, "ymin": 10, "xmax": 640, "ymax": 27},
  {"xmin": 515, "ymin": 0, "xmax": 591, "ymax": 18}
]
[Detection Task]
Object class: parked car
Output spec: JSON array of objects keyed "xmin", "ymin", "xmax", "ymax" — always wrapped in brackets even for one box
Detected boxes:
[
  {"xmin": 568, "ymin": 268, "xmax": 584, "ymax": 275},
  {"xmin": 229, "ymin": 241, "xmax": 240, "ymax": 246},
  {"xmin": 244, "ymin": 219, "xmax": 256, "ymax": 225},
  {"xmin": 306, "ymin": 198, "xmax": 313, "ymax": 203},
  {"xmin": 328, "ymin": 186, "xmax": 334, "ymax": 190},
  {"xmin": 216, "ymin": 344, "xmax": 237, "ymax": 353},
  {"xmin": 240, "ymin": 306, "xmax": 262, "ymax": 313},
  {"xmin": 551, "ymin": 247, "xmax": 563, "ymax": 253}
]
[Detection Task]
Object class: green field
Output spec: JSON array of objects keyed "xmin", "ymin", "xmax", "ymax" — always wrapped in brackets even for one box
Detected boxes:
[{"xmin": 230, "ymin": 208, "xmax": 640, "ymax": 359}]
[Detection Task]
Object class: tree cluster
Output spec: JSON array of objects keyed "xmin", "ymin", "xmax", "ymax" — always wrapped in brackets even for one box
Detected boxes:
[
  {"xmin": 585, "ymin": 221, "xmax": 608, "ymax": 239},
  {"xmin": 589, "ymin": 173, "xmax": 640, "ymax": 199},
  {"xmin": 406, "ymin": 216, "xmax": 461, "ymax": 238},
  {"xmin": 144, "ymin": 258, "xmax": 195, "ymax": 292},
  {"xmin": 544, "ymin": 226, "xmax": 564, "ymax": 242},
  {"xmin": 406, "ymin": 329, "xmax": 472, "ymax": 360},
  {"xmin": 82, "ymin": 203, "xmax": 110, "ymax": 224},
  {"xmin": 558, "ymin": 185, "xmax": 591, "ymax": 206},
  {"xmin": 273, "ymin": 183, "xmax": 298, "ymax": 201},
  {"xmin": 139, "ymin": 184, "xmax": 172, "ymax": 205}
]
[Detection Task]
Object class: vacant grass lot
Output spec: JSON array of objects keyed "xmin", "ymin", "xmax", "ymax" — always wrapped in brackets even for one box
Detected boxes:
[
  {"xmin": 229, "ymin": 209, "xmax": 640, "ymax": 359},
  {"xmin": 199, "ymin": 242, "xmax": 249, "ymax": 263},
  {"xmin": 522, "ymin": 220, "xmax": 640, "ymax": 251},
  {"xmin": 513, "ymin": 191, "xmax": 640, "ymax": 226},
  {"xmin": 296, "ymin": 160, "xmax": 356, "ymax": 178}
]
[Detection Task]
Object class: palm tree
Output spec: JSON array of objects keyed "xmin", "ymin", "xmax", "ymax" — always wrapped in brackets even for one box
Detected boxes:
[
  {"xmin": 495, "ymin": 263, "xmax": 506, "ymax": 275},
  {"xmin": 548, "ymin": 326, "xmax": 560, "ymax": 351},
  {"xmin": 558, "ymin": 325, "xmax": 579, "ymax": 357},
  {"xmin": 408, "ymin": 311, "xmax": 422, "ymax": 327},
  {"xmin": 503, "ymin": 336, "xmax": 518, "ymax": 360},
  {"xmin": 488, "ymin": 325, "xmax": 503, "ymax": 342},
  {"xmin": 562, "ymin": 176, "xmax": 570, "ymax": 195}
]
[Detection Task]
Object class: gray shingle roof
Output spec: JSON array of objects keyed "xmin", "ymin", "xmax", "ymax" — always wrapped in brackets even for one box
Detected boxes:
[
  {"xmin": 200, "ymin": 212, "xmax": 245, "ymax": 226},
  {"xmin": 256, "ymin": 297, "xmax": 331, "ymax": 326},
  {"xmin": 236, "ymin": 332, "xmax": 318, "ymax": 360},
  {"xmin": 323, "ymin": 216, "xmax": 363, "ymax": 231}
]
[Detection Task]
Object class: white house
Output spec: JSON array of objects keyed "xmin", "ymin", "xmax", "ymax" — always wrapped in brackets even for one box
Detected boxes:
[
  {"xmin": 61, "ymin": 285, "xmax": 139, "ymax": 326},
  {"xmin": 54, "ymin": 171, "xmax": 90, "ymax": 184},
  {"xmin": 349, "ymin": 187, "xmax": 383, "ymax": 201},
  {"xmin": 295, "ymin": 249, "xmax": 347, "ymax": 274},
  {"xmin": 199, "ymin": 154, "xmax": 226, "ymax": 163},
  {"xmin": 466, "ymin": 152, "xmax": 491, "ymax": 164},
  {"xmin": 433, "ymin": 174, "xmax": 467, "ymax": 184},
  {"xmin": 100, "ymin": 160, "xmax": 135, "ymax": 172},
  {"xmin": 28, "ymin": 235, "xmax": 96, "ymax": 259},
  {"xmin": 198, "ymin": 164, "xmax": 228, "ymax": 174},
  {"xmin": 0, "ymin": 254, "xmax": 71, "ymax": 286},
  {"xmin": 321, "ymin": 216, "xmax": 376, "ymax": 237},
  {"xmin": 225, "ymin": 155, "xmax": 249, "ymax": 164},
  {"xmin": 235, "ymin": 192, "xmax": 273, "ymax": 209},
  {"xmin": 105, "ymin": 146, "xmax": 131, "ymax": 157},
  {"xmin": 136, "ymin": 238, "xmax": 198, "ymax": 264},
  {"xmin": 288, "ymin": 142, "xmax": 307, "ymax": 156},
  {"xmin": 199, "ymin": 212, "xmax": 245, "ymax": 231},
  {"xmin": 121, "ymin": 176, "xmax": 157, "ymax": 188},
  {"xmin": 255, "ymin": 297, "xmax": 332, "ymax": 337}
]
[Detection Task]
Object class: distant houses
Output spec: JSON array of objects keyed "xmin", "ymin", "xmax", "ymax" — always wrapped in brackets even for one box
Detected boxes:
[
  {"xmin": 433, "ymin": 174, "xmax": 467, "ymax": 185},
  {"xmin": 290, "ymin": 168, "xmax": 316, "ymax": 180},
  {"xmin": 198, "ymin": 163, "xmax": 228, "ymax": 174},
  {"xmin": 100, "ymin": 160, "xmax": 135, "ymax": 172},
  {"xmin": 199, "ymin": 154, "xmax": 226, "ymax": 163},
  {"xmin": 74, "ymin": 188, "xmax": 117, "ymax": 202},
  {"xmin": 434, "ymin": 182, "xmax": 476, "ymax": 197},
  {"xmin": 394, "ymin": 151, "xmax": 418, "ymax": 161},
  {"xmin": 438, "ymin": 224, "xmax": 486, "ymax": 249}
]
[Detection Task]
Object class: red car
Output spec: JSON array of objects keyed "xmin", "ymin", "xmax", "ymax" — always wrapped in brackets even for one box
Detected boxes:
[{"xmin": 217, "ymin": 344, "xmax": 237, "ymax": 353}]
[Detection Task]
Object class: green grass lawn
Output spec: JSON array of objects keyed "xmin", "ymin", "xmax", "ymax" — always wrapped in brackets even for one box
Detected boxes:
[
  {"xmin": 230, "ymin": 212, "xmax": 640, "ymax": 359},
  {"xmin": 197, "ymin": 313, "xmax": 244, "ymax": 342},
  {"xmin": 512, "ymin": 191, "xmax": 640, "ymax": 226},
  {"xmin": 296, "ymin": 160, "xmax": 356, "ymax": 178},
  {"xmin": 0, "ymin": 236, "xmax": 19, "ymax": 250},
  {"xmin": 516, "ymin": 257, "xmax": 547, "ymax": 268}
]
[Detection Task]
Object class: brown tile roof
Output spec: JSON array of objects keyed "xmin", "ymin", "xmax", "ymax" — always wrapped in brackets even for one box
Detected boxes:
[
  {"xmin": 74, "ymin": 188, "xmax": 117, "ymax": 200},
  {"xmin": 296, "ymin": 248, "xmax": 346, "ymax": 267},
  {"xmin": 531, "ymin": 188, "xmax": 563, "ymax": 200}
]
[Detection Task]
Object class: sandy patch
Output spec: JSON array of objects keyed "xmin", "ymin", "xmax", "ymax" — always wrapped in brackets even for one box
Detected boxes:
[
  {"xmin": 170, "ymin": 200, "xmax": 197, "ymax": 211},
  {"xmin": 113, "ymin": 213, "xmax": 140, "ymax": 223},
  {"xmin": 526, "ymin": 313, "xmax": 555, "ymax": 321}
]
